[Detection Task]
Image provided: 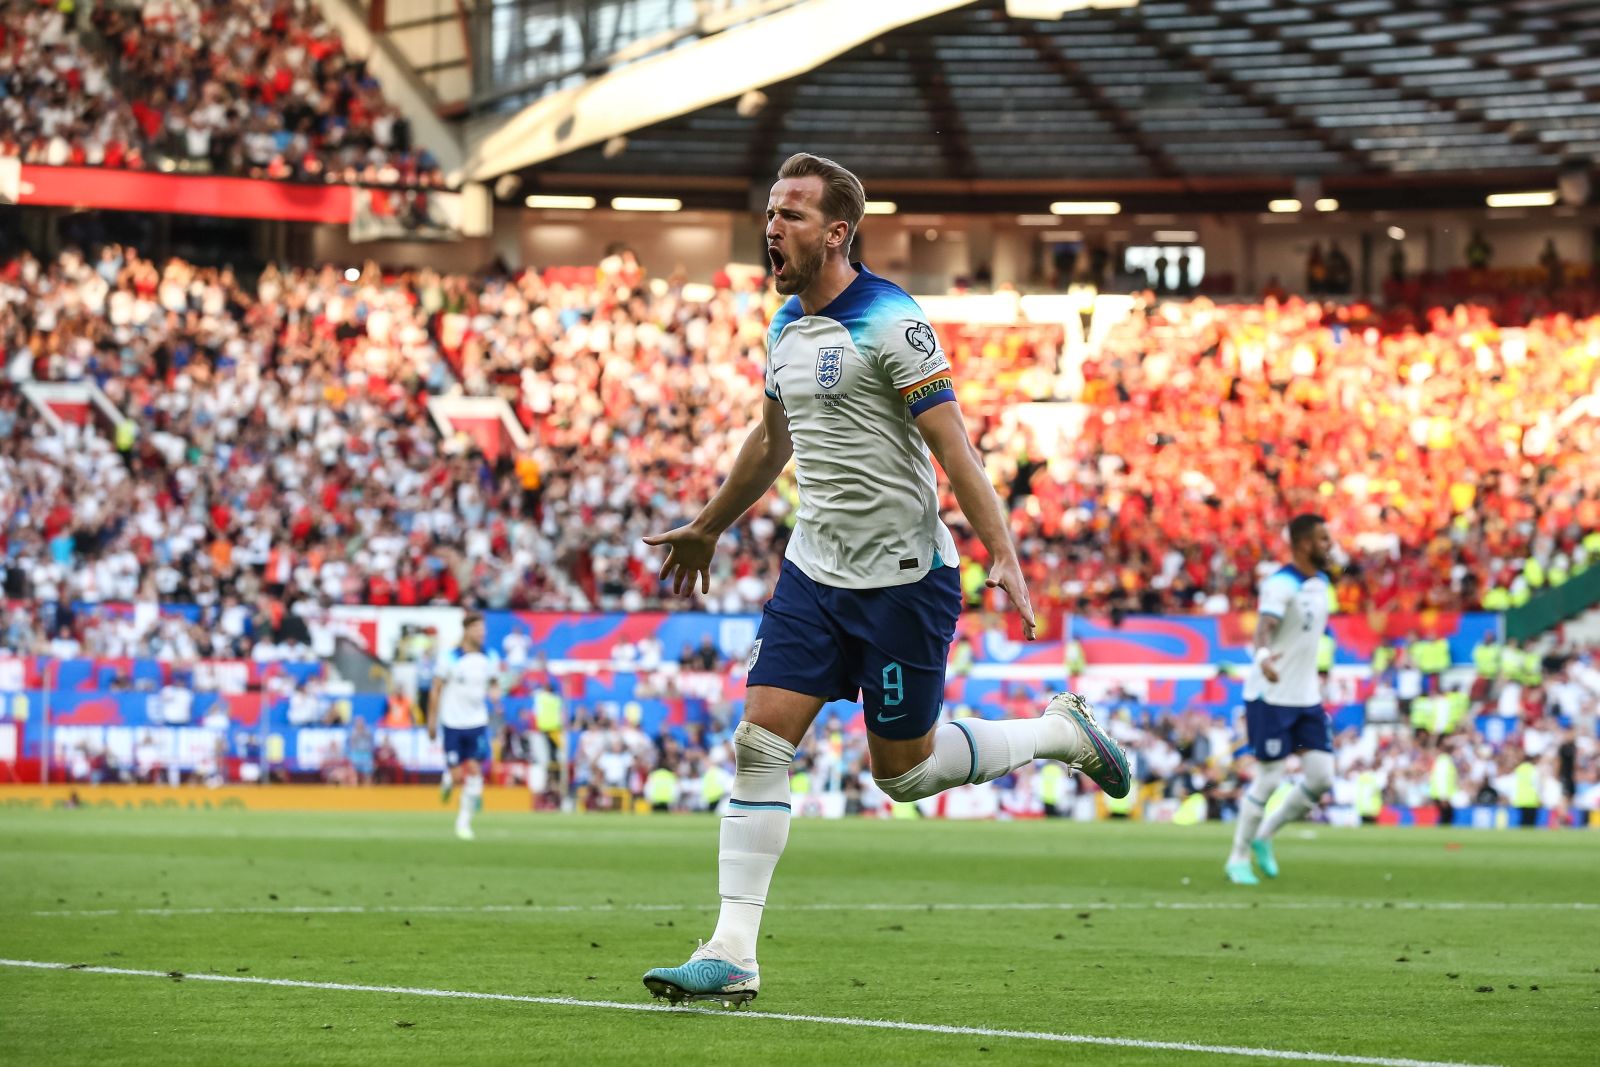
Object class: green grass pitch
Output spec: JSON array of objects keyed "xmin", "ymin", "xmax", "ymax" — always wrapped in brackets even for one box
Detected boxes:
[{"xmin": 2, "ymin": 810, "xmax": 1596, "ymax": 1066}]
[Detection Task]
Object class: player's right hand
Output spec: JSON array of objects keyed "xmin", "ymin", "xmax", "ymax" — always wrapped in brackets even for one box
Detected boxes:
[
  {"xmin": 1260, "ymin": 656, "xmax": 1281, "ymax": 684},
  {"xmin": 643, "ymin": 522, "xmax": 717, "ymax": 596}
]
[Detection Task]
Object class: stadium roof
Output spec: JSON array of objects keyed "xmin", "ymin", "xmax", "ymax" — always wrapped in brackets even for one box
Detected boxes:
[{"xmin": 477, "ymin": 0, "xmax": 1600, "ymax": 214}]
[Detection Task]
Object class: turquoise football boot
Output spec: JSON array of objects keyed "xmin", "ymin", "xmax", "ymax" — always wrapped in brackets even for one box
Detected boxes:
[
  {"xmin": 1225, "ymin": 860, "xmax": 1260, "ymax": 886},
  {"xmin": 1042, "ymin": 693, "xmax": 1134, "ymax": 799},
  {"xmin": 1251, "ymin": 838, "xmax": 1280, "ymax": 879},
  {"xmin": 644, "ymin": 941, "xmax": 759, "ymax": 1010}
]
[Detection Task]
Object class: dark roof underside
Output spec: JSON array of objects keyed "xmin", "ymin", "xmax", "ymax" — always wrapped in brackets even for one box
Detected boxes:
[{"xmin": 518, "ymin": 0, "xmax": 1600, "ymax": 212}]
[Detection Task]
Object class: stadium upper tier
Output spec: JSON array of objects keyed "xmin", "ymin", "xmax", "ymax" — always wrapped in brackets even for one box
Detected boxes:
[
  {"xmin": 0, "ymin": 0, "xmax": 441, "ymax": 186},
  {"xmin": 0, "ymin": 248, "xmax": 1597, "ymax": 645},
  {"xmin": 498, "ymin": 0, "xmax": 1600, "ymax": 211}
]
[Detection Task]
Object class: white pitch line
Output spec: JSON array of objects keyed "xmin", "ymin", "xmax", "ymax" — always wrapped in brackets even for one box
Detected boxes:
[
  {"xmin": 0, "ymin": 958, "xmax": 1503, "ymax": 1067},
  {"xmin": 27, "ymin": 900, "xmax": 1600, "ymax": 919}
]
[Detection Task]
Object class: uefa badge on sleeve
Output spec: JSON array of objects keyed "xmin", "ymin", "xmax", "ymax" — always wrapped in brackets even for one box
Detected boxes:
[{"xmin": 905, "ymin": 322, "xmax": 937, "ymax": 356}]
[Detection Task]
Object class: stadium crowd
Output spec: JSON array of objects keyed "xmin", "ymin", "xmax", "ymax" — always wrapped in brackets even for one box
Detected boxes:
[
  {"xmin": 517, "ymin": 636, "xmax": 1600, "ymax": 824},
  {"xmin": 1, "ymin": 240, "xmax": 1599, "ymax": 660},
  {"xmin": 0, "ymin": 0, "xmax": 441, "ymax": 185},
  {"xmin": 0, "ymin": 243, "xmax": 793, "ymax": 659},
  {"xmin": 985, "ymin": 295, "xmax": 1600, "ymax": 623}
]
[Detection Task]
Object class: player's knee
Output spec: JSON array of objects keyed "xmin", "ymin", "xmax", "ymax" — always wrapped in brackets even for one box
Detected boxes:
[
  {"xmin": 873, "ymin": 758, "xmax": 934, "ymax": 803},
  {"xmin": 1301, "ymin": 768, "xmax": 1333, "ymax": 798},
  {"xmin": 1300, "ymin": 752, "xmax": 1334, "ymax": 798},
  {"xmin": 1251, "ymin": 758, "xmax": 1287, "ymax": 799},
  {"xmin": 874, "ymin": 773, "xmax": 926, "ymax": 804},
  {"xmin": 732, "ymin": 721, "xmax": 796, "ymax": 803},
  {"xmin": 734, "ymin": 720, "xmax": 795, "ymax": 770}
]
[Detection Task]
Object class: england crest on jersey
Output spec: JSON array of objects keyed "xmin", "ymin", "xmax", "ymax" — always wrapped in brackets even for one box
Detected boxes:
[{"xmin": 816, "ymin": 347, "xmax": 843, "ymax": 389}]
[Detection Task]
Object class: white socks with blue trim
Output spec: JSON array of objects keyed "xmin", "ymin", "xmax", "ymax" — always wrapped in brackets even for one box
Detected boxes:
[
  {"xmin": 1258, "ymin": 749, "xmax": 1334, "ymax": 840},
  {"xmin": 710, "ymin": 721, "xmax": 796, "ymax": 964},
  {"xmin": 874, "ymin": 718, "xmax": 1052, "ymax": 803},
  {"xmin": 1228, "ymin": 758, "xmax": 1284, "ymax": 864},
  {"xmin": 458, "ymin": 773, "xmax": 482, "ymax": 833}
]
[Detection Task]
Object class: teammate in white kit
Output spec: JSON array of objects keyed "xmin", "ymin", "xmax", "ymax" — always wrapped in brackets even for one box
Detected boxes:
[
  {"xmin": 428, "ymin": 612, "xmax": 496, "ymax": 840},
  {"xmin": 640, "ymin": 153, "xmax": 1130, "ymax": 1008},
  {"xmin": 1226, "ymin": 514, "xmax": 1337, "ymax": 885}
]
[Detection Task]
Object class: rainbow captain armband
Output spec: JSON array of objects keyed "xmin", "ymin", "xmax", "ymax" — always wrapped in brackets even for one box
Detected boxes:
[{"xmin": 901, "ymin": 372, "xmax": 956, "ymax": 416}]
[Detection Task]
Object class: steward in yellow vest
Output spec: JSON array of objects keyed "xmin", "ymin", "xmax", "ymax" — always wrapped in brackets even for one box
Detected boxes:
[
  {"xmin": 1430, "ymin": 749, "xmax": 1458, "ymax": 826},
  {"xmin": 701, "ymin": 764, "xmax": 730, "ymax": 811},
  {"xmin": 1512, "ymin": 759, "xmax": 1540, "ymax": 828},
  {"xmin": 647, "ymin": 766, "xmax": 679, "ymax": 812},
  {"xmin": 1355, "ymin": 770, "xmax": 1383, "ymax": 823},
  {"xmin": 1172, "ymin": 791, "xmax": 1208, "ymax": 825},
  {"xmin": 1104, "ymin": 784, "xmax": 1137, "ymax": 819},
  {"xmin": 1472, "ymin": 636, "xmax": 1501, "ymax": 680},
  {"xmin": 1513, "ymin": 643, "xmax": 1543, "ymax": 688},
  {"xmin": 1040, "ymin": 762, "xmax": 1069, "ymax": 817}
]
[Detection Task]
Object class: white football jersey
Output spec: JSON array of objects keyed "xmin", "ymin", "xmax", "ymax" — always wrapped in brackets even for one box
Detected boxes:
[
  {"xmin": 434, "ymin": 649, "xmax": 497, "ymax": 729},
  {"xmin": 764, "ymin": 264, "xmax": 960, "ymax": 589},
  {"xmin": 1244, "ymin": 565, "xmax": 1331, "ymax": 707}
]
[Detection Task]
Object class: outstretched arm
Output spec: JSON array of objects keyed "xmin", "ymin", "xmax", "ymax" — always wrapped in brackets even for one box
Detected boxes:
[
  {"xmin": 914, "ymin": 401, "xmax": 1037, "ymax": 640},
  {"xmin": 644, "ymin": 396, "xmax": 793, "ymax": 596}
]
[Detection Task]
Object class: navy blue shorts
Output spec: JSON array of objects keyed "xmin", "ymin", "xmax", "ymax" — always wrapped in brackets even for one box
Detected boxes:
[
  {"xmin": 746, "ymin": 559, "xmax": 962, "ymax": 740},
  {"xmin": 442, "ymin": 725, "xmax": 491, "ymax": 768},
  {"xmin": 1244, "ymin": 700, "xmax": 1332, "ymax": 761}
]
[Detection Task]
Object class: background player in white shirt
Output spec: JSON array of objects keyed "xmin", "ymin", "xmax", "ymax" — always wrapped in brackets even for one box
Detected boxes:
[
  {"xmin": 428, "ymin": 612, "xmax": 496, "ymax": 840},
  {"xmin": 1226, "ymin": 514, "xmax": 1337, "ymax": 885},
  {"xmin": 640, "ymin": 152, "xmax": 1130, "ymax": 1009}
]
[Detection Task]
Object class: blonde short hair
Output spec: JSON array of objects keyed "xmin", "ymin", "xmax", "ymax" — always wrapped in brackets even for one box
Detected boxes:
[{"xmin": 777, "ymin": 152, "xmax": 866, "ymax": 255}]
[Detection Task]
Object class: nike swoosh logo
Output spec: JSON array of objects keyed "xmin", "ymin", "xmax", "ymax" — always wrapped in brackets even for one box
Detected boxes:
[
  {"xmin": 1085, "ymin": 729, "xmax": 1124, "ymax": 783},
  {"xmin": 771, "ymin": 363, "xmax": 788, "ymax": 373},
  {"xmin": 877, "ymin": 712, "xmax": 908, "ymax": 723}
]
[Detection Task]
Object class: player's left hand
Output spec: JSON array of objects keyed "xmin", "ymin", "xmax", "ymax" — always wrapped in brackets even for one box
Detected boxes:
[
  {"xmin": 986, "ymin": 557, "xmax": 1037, "ymax": 641},
  {"xmin": 643, "ymin": 522, "xmax": 717, "ymax": 596}
]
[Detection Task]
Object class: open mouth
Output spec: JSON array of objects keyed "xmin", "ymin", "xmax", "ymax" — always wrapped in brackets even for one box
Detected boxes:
[{"xmin": 768, "ymin": 246, "xmax": 787, "ymax": 279}]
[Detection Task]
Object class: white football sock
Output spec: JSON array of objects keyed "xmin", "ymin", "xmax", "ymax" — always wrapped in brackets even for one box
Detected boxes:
[
  {"xmin": 1228, "ymin": 759, "xmax": 1285, "ymax": 864},
  {"xmin": 709, "ymin": 721, "xmax": 795, "ymax": 964},
  {"xmin": 1258, "ymin": 750, "xmax": 1333, "ymax": 840},
  {"xmin": 458, "ymin": 773, "xmax": 482, "ymax": 827},
  {"xmin": 874, "ymin": 717, "xmax": 1066, "ymax": 802}
]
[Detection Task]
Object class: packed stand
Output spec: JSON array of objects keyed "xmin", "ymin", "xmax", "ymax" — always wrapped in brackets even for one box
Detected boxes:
[
  {"xmin": 968, "ymin": 294, "xmax": 1600, "ymax": 623},
  {"xmin": 0, "ymin": 0, "xmax": 441, "ymax": 186},
  {"xmin": 0, "ymin": 245, "xmax": 792, "ymax": 662},
  {"xmin": 0, "ymin": 0, "xmax": 144, "ymax": 168},
  {"xmin": 0, "ymin": 246, "xmax": 1070, "ymax": 658},
  {"xmin": 6, "ymin": 245, "xmax": 1600, "ymax": 651}
]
